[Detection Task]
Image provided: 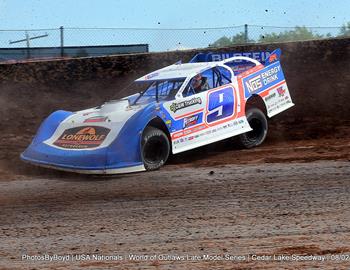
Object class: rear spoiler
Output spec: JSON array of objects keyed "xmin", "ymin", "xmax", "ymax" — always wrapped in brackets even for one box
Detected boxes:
[{"xmin": 189, "ymin": 49, "xmax": 281, "ymax": 65}]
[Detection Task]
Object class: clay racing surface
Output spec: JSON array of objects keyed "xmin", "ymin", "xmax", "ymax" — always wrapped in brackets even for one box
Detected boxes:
[
  {"xmin": 1, "ymin": 133, "xmax": 350, "ymax": 269},
  {"xmin": 0, "ymin": 38, "xmax": 350, "ymax": 269}
]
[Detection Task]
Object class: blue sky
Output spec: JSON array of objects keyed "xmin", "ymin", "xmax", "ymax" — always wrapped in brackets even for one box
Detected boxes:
[
  {"xmin": 0, "ymin": 0, "xmax": 348, "ymax": 29},
  {"xmin": 0, "ymin": 0, "xmax": 349, "ymax": 50}
]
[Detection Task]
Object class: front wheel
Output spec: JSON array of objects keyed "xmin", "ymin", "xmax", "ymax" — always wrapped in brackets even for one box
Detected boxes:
[
  {"xmin": 236, "ymin": 108, "xmax": 268, "ymax": 149},
  {"xmin": 141, "ymin": 127, "xmax": 170, "ymax": 171}
]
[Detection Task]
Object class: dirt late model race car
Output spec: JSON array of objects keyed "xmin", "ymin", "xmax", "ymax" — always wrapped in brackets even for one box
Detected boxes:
[{"xmin": 21, "ymin": 49, "xmax": 294, "ymax": 174}]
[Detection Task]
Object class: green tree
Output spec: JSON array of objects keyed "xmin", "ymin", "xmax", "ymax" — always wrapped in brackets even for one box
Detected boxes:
[
  {"xmin": 211, "ymin": 32, "xmax": 254, "ymax": 47},
  {"xmin": 339, "ymin": 22, "xmax": 350, "ymax": 36},
  {"xmin": 211, "ymin": 25, "xmax": 335, "ymax": 47},
  {"xmin": 258, "ymin": 26, "xmax": 327, "ymax": 43},
  {"xmin": 211, "ymin": 36, "xmax": 232, "ymax": 47}
]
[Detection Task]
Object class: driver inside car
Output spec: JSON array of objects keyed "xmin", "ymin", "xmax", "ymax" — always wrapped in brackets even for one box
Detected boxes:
[{"xmin": 191, "ymin": 73, "xmax": 209, "ymax": 93}]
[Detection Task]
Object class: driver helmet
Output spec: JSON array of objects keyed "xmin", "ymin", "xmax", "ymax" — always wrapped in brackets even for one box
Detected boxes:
[{"xmin": 192, "ymin": 74, "xmax": 202, "ymax": 89}]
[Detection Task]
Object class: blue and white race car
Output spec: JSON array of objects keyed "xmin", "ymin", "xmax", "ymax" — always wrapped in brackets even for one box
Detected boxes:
[{"xmin": 21, "ymin": 49, "xmax": 294, "ymax": 174}]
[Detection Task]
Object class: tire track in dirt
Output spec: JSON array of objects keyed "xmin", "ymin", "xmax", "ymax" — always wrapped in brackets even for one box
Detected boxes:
[{"xmin": 0, "ymin": 161, "xmax": 350, "ymax": 269}]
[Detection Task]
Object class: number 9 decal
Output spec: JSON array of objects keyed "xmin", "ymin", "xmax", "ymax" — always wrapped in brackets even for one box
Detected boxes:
[{"xmin": 206, "ymin": 87, "xmax": 234, "ymax": 124}]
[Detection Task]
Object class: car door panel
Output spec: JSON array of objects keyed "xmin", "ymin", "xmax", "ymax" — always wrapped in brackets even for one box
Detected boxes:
[{"xmin": 162, "ymin": 82, "xmax": 252, "ymax": 154}]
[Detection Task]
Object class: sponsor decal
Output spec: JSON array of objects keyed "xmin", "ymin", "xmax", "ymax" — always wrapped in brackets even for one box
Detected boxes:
[
  {"xmin": 261, "ymin": 66, "xmax": 281, "ymax": 84},
  {"xmin": 207, "ymin": 51, "xmax": 271, "ymax": 63},
  {"xmin": 245, "ymin": 75, "xmax": 263, "ymax": 93},
  {"xmin": 170, "ymin": 97, "xmax": 202, "ymax": 113},
  {"xmin": 172, "ymin": 132, "xmax": 183, "ymax": 139},
  {"xmin": 277, "ymin": 86, "xmax": 286, "ymax": 97},
  {"xmin": 233, "ymin": 64, "xmax": 255, "ymax": 73},
  {"xmin": 53, "ymin": 126, "xmax": 110, "ymax": 149},
  {"xmin": 264, "ymin": 92, "xmax": 276, "ymax": 101},
  {"xmin": 183, "ymin": 114, "xmax": 200, "ymax": 129},
  {"xmin": 174, "ymin": 119, "xmax": 244, "ymax": 145},
  {"xmin": 84, "ymin": 116, "xmax": 108, "ymax": 123},
  {"xmin": 243, "ymin": 62, "xmax": 283, "ymax": 98},
  {"xmin": 191, "ymin": 125, "xmax": 206, "ymax": 132},
  {"xmin": 267, "ymin": 99, "xmax": 292, "ymax": 114},
  {"xmin": 268, "ymin": 53, "xmax": 278, "ymax": 63}
]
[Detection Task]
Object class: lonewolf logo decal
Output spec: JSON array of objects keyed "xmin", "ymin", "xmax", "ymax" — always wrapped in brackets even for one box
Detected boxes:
[{"xmin": 54, "ymin": 126, "xmax": 111, "ymax": 149}]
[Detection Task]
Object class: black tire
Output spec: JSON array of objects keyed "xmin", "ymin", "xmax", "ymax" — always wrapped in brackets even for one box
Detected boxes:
[
  {"xmin": 141, "ymin": 127, "xmax": 170, "ymax": 171},
  {"xmin": 236, "ymin": 108, "xmax": 268, "ymax": 149}
]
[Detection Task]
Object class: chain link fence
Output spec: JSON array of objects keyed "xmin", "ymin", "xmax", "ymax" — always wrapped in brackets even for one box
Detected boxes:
[{"xmin": 0, "ymin": 24, "xmax": 348, "ymax": 61}]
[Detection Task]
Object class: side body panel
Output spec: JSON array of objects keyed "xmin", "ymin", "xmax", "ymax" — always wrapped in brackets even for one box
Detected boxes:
[{"xmin": 162, "ymin": 82, "xmax": 251, "ymax": 154}]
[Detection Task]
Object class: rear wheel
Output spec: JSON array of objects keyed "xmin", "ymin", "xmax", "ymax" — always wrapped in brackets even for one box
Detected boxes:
[
  {"xmin": 236, "ymin": 108, "xmax": 268, "ymax": 149},
  {"xmin": 141, "ymin": 127, "xmax": 170, "ymax": 171}
]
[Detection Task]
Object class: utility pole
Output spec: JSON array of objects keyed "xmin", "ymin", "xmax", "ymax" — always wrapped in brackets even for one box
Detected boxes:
[
  {"xmin": 60, "ymin": 26, "xmax": 64, "ymax": 57},
  {"xmin": 25, "ymin": 31, "xmax": 30, "ymax": 58},
  {"xmin": 9, "ymin": 32, "xmax": 49, "ymax": 59},
  {"xmin": 244, "ymin": 24, "xmax": 248, "ymax": 44}
]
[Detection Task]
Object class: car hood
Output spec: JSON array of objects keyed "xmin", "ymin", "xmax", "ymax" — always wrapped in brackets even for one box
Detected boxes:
[{"xmin": 43, "ymin": 99, "xmax": 144, "ymax": 150}]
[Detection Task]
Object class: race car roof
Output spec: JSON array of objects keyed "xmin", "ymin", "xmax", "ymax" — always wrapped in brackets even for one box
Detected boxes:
[
  {"xmin": 136, "ymin": 62, "xmax": 220, "ymax": 82},
  {"xmin": 135, "ymin": 56, "xmax": 262, "ymax": 82}
]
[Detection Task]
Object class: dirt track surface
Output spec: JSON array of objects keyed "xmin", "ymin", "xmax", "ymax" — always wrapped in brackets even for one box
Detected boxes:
[
  {"xmin": 1, "ymin": 139, "xmax": 350, "ymax": 269},
  {"xmin": 0, "ymin": 113, "xmax": 349, "ymax": 270}
]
